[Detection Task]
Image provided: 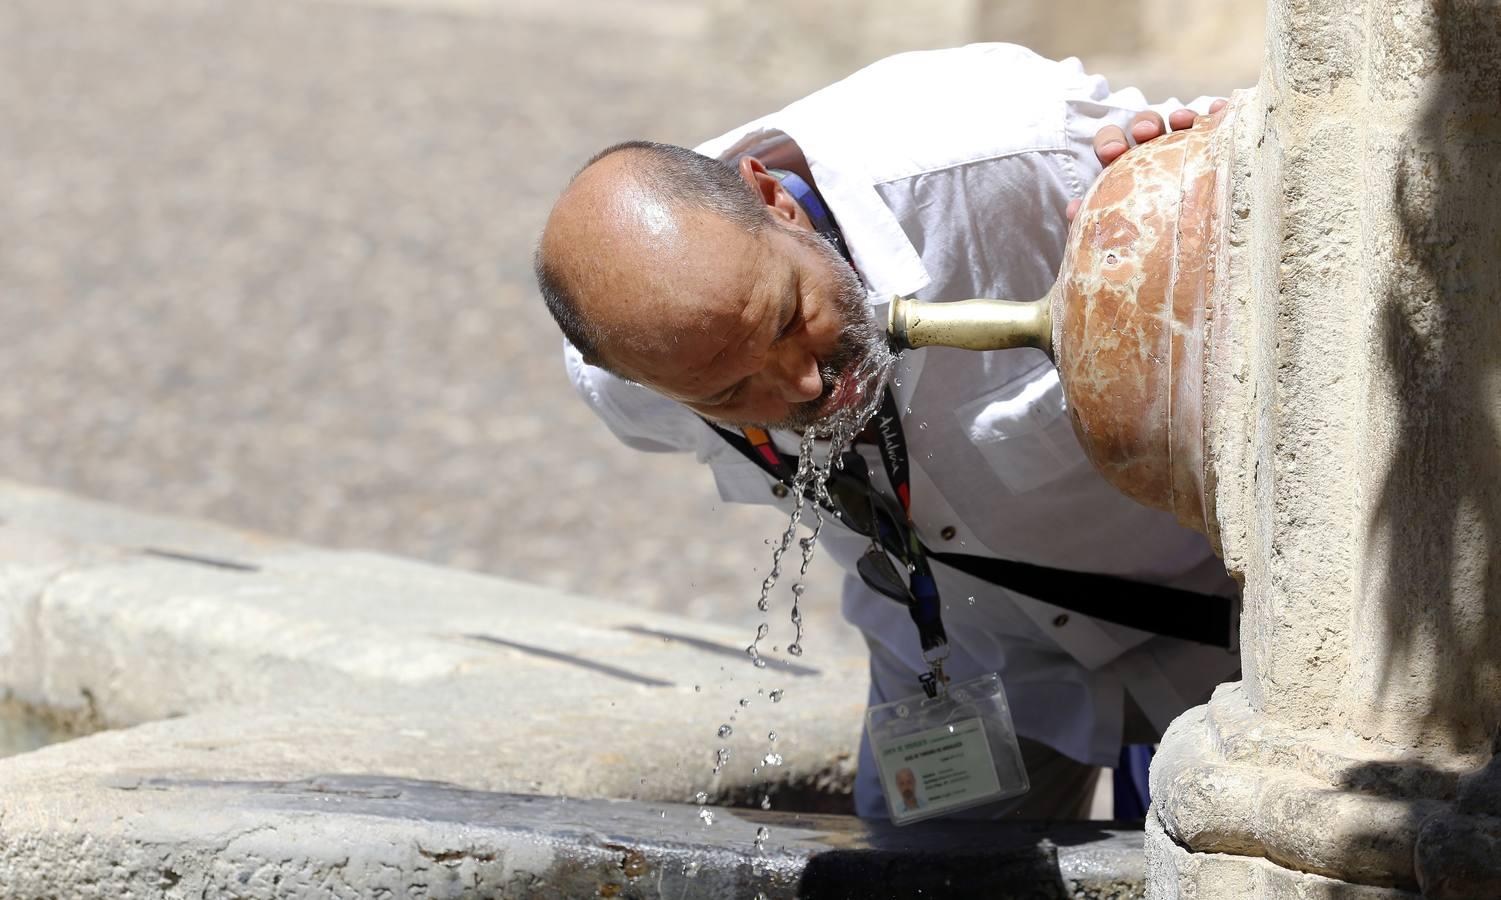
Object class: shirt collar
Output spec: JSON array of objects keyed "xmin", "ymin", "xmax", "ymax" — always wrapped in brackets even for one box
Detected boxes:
[{"xmin": 695, "ymin": 124, "xmax": 931, "ymax": 303}]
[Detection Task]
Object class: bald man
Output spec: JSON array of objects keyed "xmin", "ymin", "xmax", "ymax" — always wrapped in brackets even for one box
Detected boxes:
[{"xmin": 537, "ymin": 43, "xmax": 1240, "ymax": 820}]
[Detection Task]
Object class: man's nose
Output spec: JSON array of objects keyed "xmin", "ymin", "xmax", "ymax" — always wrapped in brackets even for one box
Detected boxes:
[{"xmin": 772, "ymin": 346, "xmax": 824, "ymax": 403}]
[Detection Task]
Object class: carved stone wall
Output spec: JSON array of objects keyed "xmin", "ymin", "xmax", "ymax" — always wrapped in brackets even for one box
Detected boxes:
[{"xmin": 1146, "ymin": 0, "xmax": 1501, "ymax": 896}]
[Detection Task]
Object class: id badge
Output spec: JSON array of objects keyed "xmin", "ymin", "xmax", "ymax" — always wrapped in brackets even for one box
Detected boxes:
[{"xmin": 865, "ymin": 672, "xmax": 1029, "ymax": 825}]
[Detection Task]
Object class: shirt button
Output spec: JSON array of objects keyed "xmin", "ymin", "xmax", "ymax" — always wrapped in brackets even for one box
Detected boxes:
[
  {"xmin": 1053, "ymin": 614, "xmax": 1070, "ymax": 628},
  {"xmin": 771, "ymin": 483, "xmax": 789, "ymax": 499},
  {"xmin": 940, "ymin": 526, "xmax": 957, "ymax": 541}
]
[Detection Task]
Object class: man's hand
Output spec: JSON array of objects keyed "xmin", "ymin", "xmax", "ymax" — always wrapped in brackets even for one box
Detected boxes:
[{"xmin": 1066, "ymin": 99, "xmax": 1229, "ymax": 221}]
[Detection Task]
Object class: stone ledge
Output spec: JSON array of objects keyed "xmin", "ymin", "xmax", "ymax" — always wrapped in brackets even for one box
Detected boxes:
[
  {"xmin": 0, "ymin": 479, "xmax": 868, "ymax": 808},
  {"xmin": 0, "ymin": 772, "xmax": 1144, "ymax": 899}
]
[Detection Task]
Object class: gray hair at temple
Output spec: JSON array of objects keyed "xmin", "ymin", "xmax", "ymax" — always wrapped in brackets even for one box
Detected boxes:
[{"xmin": 532, "ymin": 140, "xmax": 769, "ymax": 369}]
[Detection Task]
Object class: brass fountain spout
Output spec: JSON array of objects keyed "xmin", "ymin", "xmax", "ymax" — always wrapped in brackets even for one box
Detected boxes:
[{"xmin": 887, "ymin": 296, "xmax": 1053, "ymax": 359}]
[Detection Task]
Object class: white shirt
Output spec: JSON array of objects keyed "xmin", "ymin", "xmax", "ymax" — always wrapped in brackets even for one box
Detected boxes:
[{"xmin": 563, "ymin": 44, "xmax": 1239, "ymax": 811}]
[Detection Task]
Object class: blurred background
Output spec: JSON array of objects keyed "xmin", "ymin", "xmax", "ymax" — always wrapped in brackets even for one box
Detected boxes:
[{"xmin": 0, "ymin": 0, "xmax": 1262, "ymax": 658}]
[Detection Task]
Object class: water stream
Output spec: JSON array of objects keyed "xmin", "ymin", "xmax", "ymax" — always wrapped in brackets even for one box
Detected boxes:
[{"xmin": 697, "ymin": 328, "xmax": 898, "ymax": 835}]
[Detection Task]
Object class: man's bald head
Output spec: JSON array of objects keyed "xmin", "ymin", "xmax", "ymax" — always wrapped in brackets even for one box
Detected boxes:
[
  {"xmin": 536, "ymin": 139, "xmax": 880, "ymax": 430},
  {"xmin": 534, "ymin": 141, "xmax": 770, "ymax": 372}
]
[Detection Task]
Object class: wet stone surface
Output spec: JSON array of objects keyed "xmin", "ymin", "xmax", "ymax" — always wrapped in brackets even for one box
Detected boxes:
[{"xmin": 4, "ymin": 773, "xmax": 1144, "ymax": 898}]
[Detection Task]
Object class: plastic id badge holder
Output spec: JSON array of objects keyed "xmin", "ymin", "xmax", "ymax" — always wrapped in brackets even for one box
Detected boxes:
[{"xmin": 866, "ymin": 672, "xmax": 1029, "ymax": 825}]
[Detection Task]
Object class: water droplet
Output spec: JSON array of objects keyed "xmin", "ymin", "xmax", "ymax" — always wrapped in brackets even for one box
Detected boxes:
[
  {"xmin": 752, "ymin": 657, "xmax": 767, "ymax": 668},
  {"xmin": 739, "ymin": 698, "xmax": 751, "ymax": 707},
  {"xmin": 754, "ymin": 826, "xmax": 771, "ymax": 849},
  {"xmin": 768, "ymin": 731, "xmax": 777, "ymax": 741},
  {"xmin": 787, "ymin": 642, "xmax": 804, "ymax": 656},
  {"xmin": 905, "ymin": 406, "xmax": 913, "ymax": 415},
  {"xmin": 694, "ymin": 685, "xmax": 701, "ymax": 693},
  {"xmin": 755, "ymin": 623, "xmax": 769, "ymax": 640},
  {"xmin": 756, "ymin": 598, "xmax": 770, "ymax": 612},
  {"xmin": 760, "ymin": 794, "xmax": 772, "ymax": 810},
  {"xmin": 947, "ymin": 724, "xmax": 956, "ymax": 733},
  {"xmin": 717, "ymin": 724, "xmax": 733, "ymax": 738},
  {"xmin": 918, "ymin": 421, "xmax": 928, "ymax": 430},
  {"xmin": 769, "ymin": 689, "xmax": 784, "ymax": 702},
  {"xmin": 683, "ymin": 861, "xmax": 700, "ymax": 877},
  {"xmin": 660, "ymin": 810, "xmax": 666, "ymax": 818},
  {"xmin": 896, "ymin": 704, "xmax": 910, "ymax": 718},
  {"xmin": 967, "ymin": 596, "xmax": 976, "ymax": 606},
  {"xmin": 762, "ymin": 753, "xmax": 784, "ymax": 767},
  {"xmin": 698, "ymin": 808, "xmax": 715, "ymax": 826},
  {"xmin": 792, "ymin": 583, "xmax": 806, "ymax": 597}
]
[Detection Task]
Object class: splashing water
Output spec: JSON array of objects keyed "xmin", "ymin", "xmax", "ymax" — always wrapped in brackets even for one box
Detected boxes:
[
  {"xmin": 706, "ymin": 332, "xmax": 897, "ymax": 827},
  {"xmin": 744, "ymin": 335, "xmax": 897, "ymax": 670},
  {"xmin": 754, "ymin": 826, "xmax": 771, "ymax": 851}
]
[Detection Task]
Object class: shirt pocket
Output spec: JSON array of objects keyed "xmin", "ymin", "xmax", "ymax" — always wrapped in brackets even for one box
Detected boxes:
[
  {"xmin": 709, "ymin": 455, "xmax": 793, "ymax": 508},
  {"xmin": 953, "ymin": 362, "xmax": 1089, "ymax": 494}
]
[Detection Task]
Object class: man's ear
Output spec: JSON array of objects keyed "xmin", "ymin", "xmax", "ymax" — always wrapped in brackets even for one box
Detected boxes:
[{"xmin": 737, "ymin": 156, "xmax": 803, "ymax": 226}]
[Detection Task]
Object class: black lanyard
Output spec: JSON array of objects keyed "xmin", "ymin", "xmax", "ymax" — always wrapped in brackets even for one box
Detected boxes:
[{"xmin": 706, "ymin": 394, "xmax": 950, "ymax": 658}]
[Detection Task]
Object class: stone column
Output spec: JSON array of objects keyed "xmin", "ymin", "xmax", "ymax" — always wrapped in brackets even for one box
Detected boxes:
[{"xmin": 1146, "ymin": 0, "xmax": 1501, "ymax": 897}]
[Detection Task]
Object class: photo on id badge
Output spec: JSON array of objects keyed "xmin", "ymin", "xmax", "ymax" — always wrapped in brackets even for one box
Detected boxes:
[{"xmin": 868, "ymin": 672, "xmax": 1029, "ymax": 825}]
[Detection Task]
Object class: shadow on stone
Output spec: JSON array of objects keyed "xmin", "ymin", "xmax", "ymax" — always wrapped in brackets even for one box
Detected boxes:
[
  {"xmin": 1367, "ymin": 0, "xmax": 1501, "ymax": 758},
  {"xmin": 461, "ymin": 632, "xmax": 676, "ymax": 687}
]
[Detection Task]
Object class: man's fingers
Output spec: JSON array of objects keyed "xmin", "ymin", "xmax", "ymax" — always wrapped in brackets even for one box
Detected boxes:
[
  {"xmin": 1093, "ymin": 124, "xmax": 1129, "ymax": 165},
  {"xmin": 1066, "ymin": 198, "xmax": 1082, "ymax": 222},
  {"xmin": 1167, "ymin": 107, "xmax": 1197, "ymax": 131},
  {"xmin": 1129, "ymin": 110, "xmax": 1166, "ymax": 145},
  {"xmin": 1209, "ymin": 98, "xmax": 1228, "ymax": 114}
]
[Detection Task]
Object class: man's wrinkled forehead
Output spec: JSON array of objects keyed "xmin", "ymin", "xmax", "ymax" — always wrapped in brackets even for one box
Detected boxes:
[{"xmin": 602, "ymin": 228, "xmax": 775, "ymax": 391}]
